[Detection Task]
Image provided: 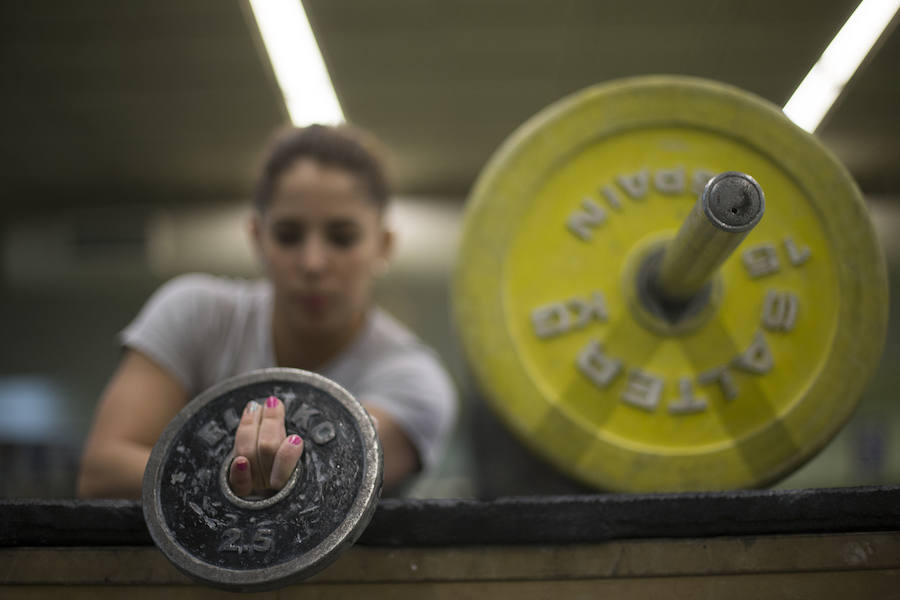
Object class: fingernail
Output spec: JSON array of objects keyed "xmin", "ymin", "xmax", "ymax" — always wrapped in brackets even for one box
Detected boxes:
[
  {"xmin": 246, "ymin": 401, "xmax": 261, "ymax": 414},
  {"xmin": 288, "ymin": 435, "xmax": 302, "ymax": 446},
  {"xmin": 235, "ymin": 458, "xmax": 248, "ymax": 471},
  {"xmin": 266, "ymin": 396, "xmax": 279, "ymax": 408}
]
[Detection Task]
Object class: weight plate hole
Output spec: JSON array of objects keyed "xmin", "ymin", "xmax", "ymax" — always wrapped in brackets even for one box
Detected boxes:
[{"xmin": 217, "ymin": 443, "xmax": 305, "ymax": 510}]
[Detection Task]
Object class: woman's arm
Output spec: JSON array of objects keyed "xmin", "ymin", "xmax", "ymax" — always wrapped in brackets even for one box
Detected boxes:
[
  {"xmin": 365, "ymin": 405, "xmax": 420, "ymax": 491},
  {"xmin": 353, "ymin": 347, "xmax": 458, "ymax": 491},
  {"xmin": 79, "ymin": 350, "xmax": 430, "ymax": 497},
  {"xmin": 77, "ymin": 350, "xmax": 188, "ymax": 499}
]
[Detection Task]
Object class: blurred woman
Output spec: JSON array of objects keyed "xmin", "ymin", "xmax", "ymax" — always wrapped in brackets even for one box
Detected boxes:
[{"xmin": 77, "ymin": 124, "xmax": 457, "ymax": 498}]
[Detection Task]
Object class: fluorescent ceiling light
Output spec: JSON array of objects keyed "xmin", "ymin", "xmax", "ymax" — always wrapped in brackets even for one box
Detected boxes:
[
  {"xmin": 783, "ymin": 0, "xmax": 900, "ymax": 133},
  {"xmin": 248, "ymin": 0, "xmax": 344, "ymax": 126}
]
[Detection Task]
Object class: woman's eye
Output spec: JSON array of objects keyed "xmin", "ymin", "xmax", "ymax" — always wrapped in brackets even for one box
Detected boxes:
[
  {"xmin": 328, "ymin": 227, "xmax": 360, "ymax": 248},
  {"xmin": 273, "ymin": 226, "xmax": 303, "ymax": 247}
]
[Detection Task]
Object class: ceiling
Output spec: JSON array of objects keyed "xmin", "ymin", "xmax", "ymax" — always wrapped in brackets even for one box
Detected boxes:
[{"xmin": 2, "ymin": 0, "xmax": 898, "ymax": 218}]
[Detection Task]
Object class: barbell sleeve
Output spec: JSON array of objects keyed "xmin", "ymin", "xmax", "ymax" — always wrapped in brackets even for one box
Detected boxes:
[{"xmin": 654, "ymin": 171, "xmax": 765, "ymax": 302}]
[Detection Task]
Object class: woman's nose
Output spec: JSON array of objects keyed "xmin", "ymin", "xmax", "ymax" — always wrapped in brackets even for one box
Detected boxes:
[{"xmin": 297, "ymin": 234, "xmax": 328, "ymax": 274}]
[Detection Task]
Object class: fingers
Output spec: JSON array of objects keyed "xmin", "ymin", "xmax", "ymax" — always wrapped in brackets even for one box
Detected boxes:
[
  {"xmin": 257, "ymin": 396, "xmax": 286, "ymax": 485},
  {"xmin": 228, "ymin": 456, "xmax": 253, "ymax": 497},
  {"xmin": 229, "ymin": 396, "xmax": 297, "ymax": 497},
  {"xmin": 234, "ymin": 400, "xmax": 265, "ymax": 491},
  {"xmin": 269, "ymin": 435, "xmax": 304, "ymax": 489}
]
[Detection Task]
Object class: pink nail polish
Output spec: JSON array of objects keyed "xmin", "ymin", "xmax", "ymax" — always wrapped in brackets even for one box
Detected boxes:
[
  {"xmin": 235, "ymin": 458, "xmax": 248, "ymax": 471},
  {"xmin": 288, "ymin": 435, "xmax": 302, "ymax": 446},
  {"xmin": 266, "ymin": 396, "xmax": 279, "ymax": 408}
]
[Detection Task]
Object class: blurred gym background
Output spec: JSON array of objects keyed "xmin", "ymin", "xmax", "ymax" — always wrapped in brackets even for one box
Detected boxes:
[{"xmin": 1, "ymin": 0, "xmax": 899, "ymax": 498}]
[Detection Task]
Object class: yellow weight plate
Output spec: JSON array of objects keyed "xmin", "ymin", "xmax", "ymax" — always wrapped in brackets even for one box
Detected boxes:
[{"xmin": 453, "ymin": 75, "xmax": 888, "ymax": 492}]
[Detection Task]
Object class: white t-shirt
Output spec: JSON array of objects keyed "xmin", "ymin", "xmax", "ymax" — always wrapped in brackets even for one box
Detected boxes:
[{"xmin": 120, "ymin": 273, "xmax": 457, "ymax": 470}]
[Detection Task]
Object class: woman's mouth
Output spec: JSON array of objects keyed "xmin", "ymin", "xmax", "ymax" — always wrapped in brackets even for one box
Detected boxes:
[{"xmin": 293, "ymin": 293, "xmax": 330, "ymax": 313}]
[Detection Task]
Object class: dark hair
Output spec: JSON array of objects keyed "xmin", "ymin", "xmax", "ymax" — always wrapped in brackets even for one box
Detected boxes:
[{"xmin": 253, "ymin": 124, "xmax": 390, "ymax": 213}]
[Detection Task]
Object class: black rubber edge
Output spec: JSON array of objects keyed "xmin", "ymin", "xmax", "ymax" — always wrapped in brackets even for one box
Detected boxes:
[{"xmin": 3, "ymin": 485, "xmax": 899, "ymax": 547}]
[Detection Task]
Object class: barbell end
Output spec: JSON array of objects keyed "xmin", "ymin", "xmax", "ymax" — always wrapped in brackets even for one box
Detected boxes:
[{"xmin": 702, "ymin": 171, "xmax": 765, "ymax": 233}]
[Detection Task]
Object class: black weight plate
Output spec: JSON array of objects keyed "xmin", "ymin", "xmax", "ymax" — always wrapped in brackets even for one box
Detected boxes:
[{"xmin": 142, "ymin": 368, "xmax": 382, "ymax": 591}]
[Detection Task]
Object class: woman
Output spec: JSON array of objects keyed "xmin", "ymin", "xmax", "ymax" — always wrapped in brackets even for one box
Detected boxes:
[{"xmin": 77, "ymin": 124, "xmax": 457, "ymax": 498}]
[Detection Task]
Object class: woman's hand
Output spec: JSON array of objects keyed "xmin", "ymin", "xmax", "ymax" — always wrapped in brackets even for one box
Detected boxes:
[{"xmin": 228, "ymin": 396, "xmax": 304, "ymax": 497}]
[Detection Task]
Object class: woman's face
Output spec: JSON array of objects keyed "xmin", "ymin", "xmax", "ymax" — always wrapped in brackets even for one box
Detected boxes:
[{"xmin": 253, "ymin": 158, "xmax": 392, "ymax": 337}]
